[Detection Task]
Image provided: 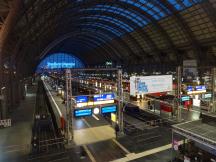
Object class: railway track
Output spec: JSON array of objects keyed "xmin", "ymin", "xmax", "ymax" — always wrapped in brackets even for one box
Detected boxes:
[{"xmin": 30, "ymin": 81, "xmax": 65, "ymax": 160}]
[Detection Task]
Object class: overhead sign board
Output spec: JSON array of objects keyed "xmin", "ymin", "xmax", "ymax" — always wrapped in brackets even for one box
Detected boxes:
[
  {"xmin": 203, "ymin": 93, "xmax": 212, "ymax": 99},
  {"xmin": 93, "ymin": 93, "xmax": 115, "ymax": 101},
  {"xmin": 181, "ymin": 96, "xmax": 190, "ymax": 102},
  {"xmin": 76, "ymin": 96, "xmax": 88, "ymax": 103},
  {"xmin": 195, "ymin": 85, "xmax": 206, "ymax": 91},
  {"xmin": 74, "ymin": 109, "xmax": 92, "ymax": 117},
  {"xmin": 187, "ymin": 85, "xmax": 206, "ymax": 95},
  {"xmin": 130, "ymin": 75, "xmax": 173, "ymax": 96},
  {"xmin": 101, "ymin": 105, "xmax": 117, "ymax": 114},
  {"xmin": 187, "ymin": 86, "xmax": 193, "ymax": 92}
]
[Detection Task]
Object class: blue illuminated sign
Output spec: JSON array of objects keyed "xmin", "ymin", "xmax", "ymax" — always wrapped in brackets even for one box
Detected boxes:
[
  {"xmin": 181, "ymin": 96, "xmax": 190, "ymax": 102},
  {"xmin": 93, "ymin": 93, "xmax": 115, "ymax": 102},
  {"xmin": 187, "ymin": 86, "xmax": 193, "ymax": 92},
  {"xmin": 47, "ymin": 62, "xmax": 75, "ymax": 69},
  {"xmin": 195, "ymin": 85, "xmax": 206, "ymax": 91},
  {"xmin": 76, "ymin": 96, "xmax": 88, "ymax": 103},
  {"xmin": 101, "ymin": 105, "xmax": 117, "ymax": 114},
  {"xmin": 74, "ymin": 109, "xmax": 92, "ymax": 117}
]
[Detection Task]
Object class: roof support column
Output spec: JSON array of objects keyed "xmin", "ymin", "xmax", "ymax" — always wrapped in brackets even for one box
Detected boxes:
[{"xmin": 0, "ymin": 0, "xmax": 21, "ymax": 88}]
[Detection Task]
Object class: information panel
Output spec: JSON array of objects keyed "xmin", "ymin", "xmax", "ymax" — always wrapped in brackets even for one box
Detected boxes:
[
  {"xmin": 195, "ymin": 85, "xmax": 206, "ymax": 91},
  {"xmin": 74, "ymin": 109, "xmax": 92, "ymax": 117},
  {"xmin": 76, "ymin": 96, "xmax": 88, "ymax": 103},
  {"xmin": 101, "ymin": 105, "xmax": 117, "ymax": 114},
  {"xmin": 130, "ymin": 75, "xmax": 173, "ymax": 96},
  {"xmin": 93, "ymin": 93, "xmax": 115, "ymax": 101}
]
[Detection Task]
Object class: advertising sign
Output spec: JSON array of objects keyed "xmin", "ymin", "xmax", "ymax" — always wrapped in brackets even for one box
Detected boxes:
[
  {"xmin": 93, "ymin": 93, "xmax": 115, "ymax": 101},
  {"xmin": 183, "ymin": 60, "xmax": 197, "ymax": 79},
  {"xmin": 74, "ymin": 109, "xmax": 92, "ymax": 117},
  {"xmin": 101, "ymin": 105, "xmax": 117, "ymax": 114},
  {"xmin": 130, "ymin": 75, "xmax": 173, "ymax": 96}
]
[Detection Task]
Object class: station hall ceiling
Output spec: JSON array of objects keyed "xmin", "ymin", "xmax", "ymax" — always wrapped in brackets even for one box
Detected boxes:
[{"xmin": 1, "ymin": 0, "xmax": 216, "ymax": 75}]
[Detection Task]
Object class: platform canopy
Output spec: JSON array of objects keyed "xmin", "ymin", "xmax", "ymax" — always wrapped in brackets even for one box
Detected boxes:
[{"xmin": 0, "ymin": 0, "xmax": 216, "ymax": 76}]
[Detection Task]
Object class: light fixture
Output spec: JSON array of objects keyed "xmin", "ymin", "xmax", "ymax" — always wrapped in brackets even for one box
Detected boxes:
[{"xmin": 93, "ymin": 108, "xmax": 100, "ymax": 115}]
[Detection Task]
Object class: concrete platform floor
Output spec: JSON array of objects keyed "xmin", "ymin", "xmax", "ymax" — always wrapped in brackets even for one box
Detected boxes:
[{"xmin": 0, "ymin": 85, "xmax": 36, "ymax": 162}]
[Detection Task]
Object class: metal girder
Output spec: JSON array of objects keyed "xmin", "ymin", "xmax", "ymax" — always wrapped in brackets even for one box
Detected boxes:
[
  {"xmin": 64, "ymin": 18, "xmax": 147, "ymax": 58},
  {"xmin": 57, "ymin": 25, "xmax": 139, "ymax": 61},
  {"xmin": 161, "ymin": 0, "xmax": 203, "ymax": 63},
  {"xmin": 71, "ymin": 35, "xmax": 121, "ymax": 61},
  {"xmin": 36, "ymin": 30, "xmax": 126, "ymax": 61},
  {"xmin": 64, "ymin": 0, "xmax": 179, "ymax": 54},
  {"xmin": 59, "ymin": 11, "xmax": 151, "ymax": 58}
]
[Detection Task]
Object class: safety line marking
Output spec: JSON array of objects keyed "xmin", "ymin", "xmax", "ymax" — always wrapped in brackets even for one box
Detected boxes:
[
  {"xmin": 83, "ymin": 145, "xmax": 97, "ymax": 162},
  {"xmin": 111, "ymin": 140, "xmax": 184, "ymax": 162},
  {"xmin": 43, "ymin": 81, "xmax": 62, "ymax": 117},
  {"xmin": 92, "ymin": 115, "xmax": 100, "ymax": 121},
  {"xmin": 82, "ymin": 118, "xmax": 91, "ymax": 128},
  {"xmin": 112, "ymin": 139, "xmax": 130, "ymax": 154}
]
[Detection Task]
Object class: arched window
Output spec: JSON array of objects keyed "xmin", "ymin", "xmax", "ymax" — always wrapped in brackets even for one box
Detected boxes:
[{"xmin": 36, "ymin": 53, "xmax": 84, "ymax": 72}]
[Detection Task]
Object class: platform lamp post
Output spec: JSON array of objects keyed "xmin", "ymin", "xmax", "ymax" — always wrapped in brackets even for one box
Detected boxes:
[
  {"xmin": 211, "ymin": 67, "xmax": 216, "ymax": 112},
  {"xmin": 176, "ymin": 66, "xmax": 182, "ymax": 121},
  {"xmin": 65, "ymin": 69, "xmax": 73, "ymax": 144},
  {"xmin": 117, "ymin": 69, "xmax": 124, "ymax": 135}
]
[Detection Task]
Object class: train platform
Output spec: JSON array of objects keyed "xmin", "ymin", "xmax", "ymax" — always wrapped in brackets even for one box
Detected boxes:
[
  {"xmin": 132, "ymin": 100, "xmax": 200, "ymax": 122},
  {"xmin": 0, "ymin": 84, "xmax": 37, "ymax": 161},
  {"xmin": 42, "ymin": 80, "xmax": 178, "ymax": 162}
]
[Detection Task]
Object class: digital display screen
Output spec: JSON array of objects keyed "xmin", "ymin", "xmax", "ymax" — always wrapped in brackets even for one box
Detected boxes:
[
  {"xmin": 181, "ymin": 96, "xmax": 190, "ymax": 102},
  {"xmin": 74, "ymin": 109, "xmax": 92, "ymax": 117},
  {"xmin": 76, "ymin": 96, "xmax": 88, "ymax": 103},
  {"xmin": 203, "ymin": 93, "xmax": 212, "ymax": 98},
  {"xmin": 195, "ymin": 85, "xmax": 206, "ymax": 91},
  {"xmin": 93, "ymin": 93, "xmax": 115, "ymax": 102},
  {"xmin": 101, "ymin": 105, "xmax": 117, "ymax": 114},
  {"xmin": 187, "ymin": 86, "xmax": 193, "ymax": 92}
]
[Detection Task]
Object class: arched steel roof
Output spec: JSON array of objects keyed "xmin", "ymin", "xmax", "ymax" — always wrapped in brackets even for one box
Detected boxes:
[{"xmin": 1, "ymin": 0, "xmax": 216, "ymax": 75}]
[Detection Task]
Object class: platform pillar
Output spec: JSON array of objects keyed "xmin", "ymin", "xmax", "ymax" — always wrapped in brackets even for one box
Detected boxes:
[
  {"xmin": 65, "ymin": 69, "xmax": 73, "ymax": 144},
  {"xmin": 117, "ymin": 69, "xmax": 124, "ymax": 135},
  {"xmin": 176, "ymin": 66, "xmax": 182, "ymax": 121},
  {"xmin": 211, "ymin": 67, "xmax": 216, "ymax": 112}
]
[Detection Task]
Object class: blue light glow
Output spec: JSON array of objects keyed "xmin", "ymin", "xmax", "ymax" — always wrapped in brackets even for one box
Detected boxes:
[{"xmin": 36, "ymin": 53, "xmax": 84, "ymax": 72}]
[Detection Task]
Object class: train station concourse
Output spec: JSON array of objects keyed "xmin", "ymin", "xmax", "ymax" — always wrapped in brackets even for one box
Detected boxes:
[{"xmin": 0, "ymin": 0, "xmax": 216, "ymax": 162}]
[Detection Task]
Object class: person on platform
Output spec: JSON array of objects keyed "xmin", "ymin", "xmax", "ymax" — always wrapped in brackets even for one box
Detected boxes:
[{"xmin": 115, "ymin": 123, "xmax": 120, "ymax": 138}]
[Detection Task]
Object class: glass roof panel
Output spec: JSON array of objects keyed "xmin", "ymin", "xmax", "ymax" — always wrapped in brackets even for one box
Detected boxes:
[
  {"xmin": 80, "ymin": 15, "xmax": 134, "ymax": 32},
  {"xmin": 80, "ymin": 23, "xmax": 124, "ymax": 37},
  {"xmin": 167, "ymin": 0, "xmax": 203, "ymax": 10}
]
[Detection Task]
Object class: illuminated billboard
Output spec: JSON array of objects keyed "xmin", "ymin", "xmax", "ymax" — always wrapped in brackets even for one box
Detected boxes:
[{"xmin": 130, "ymin": 75, "xmax": 173, "ymax": 96}]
